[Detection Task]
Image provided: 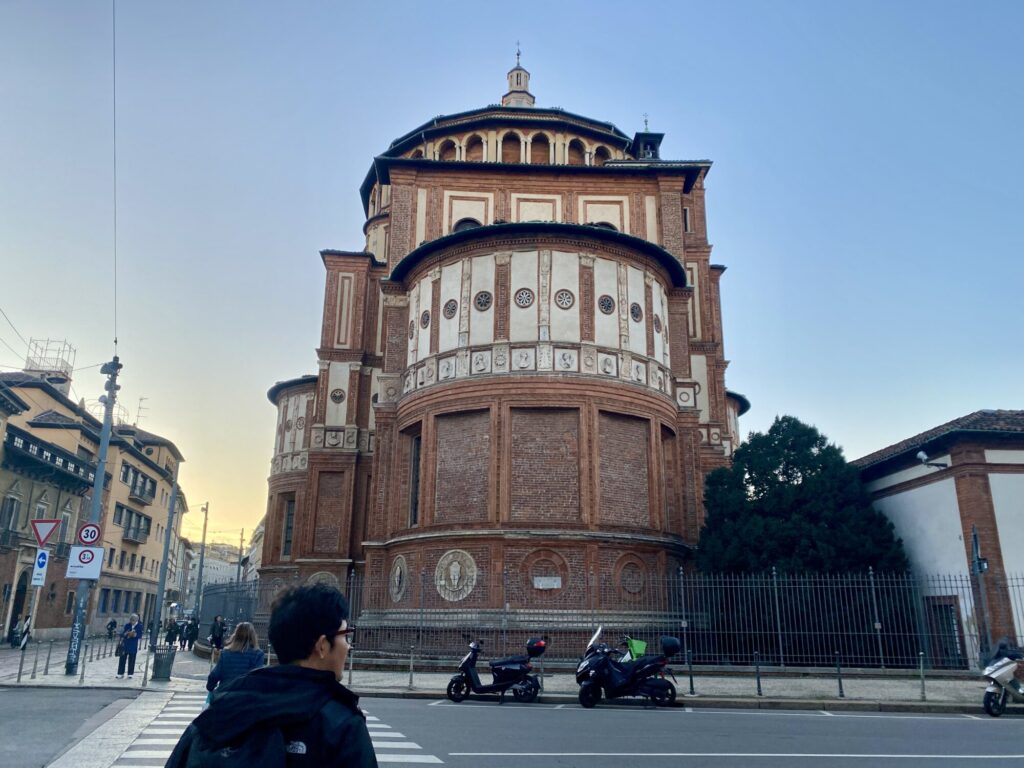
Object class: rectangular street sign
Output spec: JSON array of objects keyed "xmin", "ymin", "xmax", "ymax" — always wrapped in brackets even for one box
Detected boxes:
[
  {"xmin": 31, "ymin": 549, "xmax": 49, "ymax": 587},
  {"xmin": 65, "ymin": 546, "xmax": 104, "ymax": 580}
]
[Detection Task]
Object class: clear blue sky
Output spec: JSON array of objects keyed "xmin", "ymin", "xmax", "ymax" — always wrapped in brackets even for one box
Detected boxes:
[{"xmin": 2, "ymin": 1, "xmax": 1021, "ymax": 540}]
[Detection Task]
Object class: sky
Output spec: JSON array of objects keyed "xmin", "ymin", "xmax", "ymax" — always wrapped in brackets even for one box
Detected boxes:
[{"xmin": 1, "ymin": 1, "xmax": 1021, "ymax": 545}]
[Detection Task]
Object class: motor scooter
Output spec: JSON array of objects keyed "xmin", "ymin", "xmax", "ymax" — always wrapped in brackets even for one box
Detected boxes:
[
  {"xmin": 575, "ymin": 626, "xmax": 678, "ymax": 708},
  {"xmin": 982, "ymin": 641, "xmax": 1024, "ymax": 717},
  {"xmin": 446, "ymin": 637, "xmax": 546, "ymax": 704}
]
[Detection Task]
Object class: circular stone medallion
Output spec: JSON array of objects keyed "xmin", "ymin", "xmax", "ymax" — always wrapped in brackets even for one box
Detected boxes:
[
  {"xmin": 389, "ymin": 555, "xmax": 408, "ymax": 603},
  {"xmin": 435, "ymin": 549, "xmax": 477, "ymax": 602}
]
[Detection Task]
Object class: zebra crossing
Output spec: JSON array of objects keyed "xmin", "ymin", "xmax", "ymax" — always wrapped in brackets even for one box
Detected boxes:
[{"xmin": 108, "ymin": 692, "xmax": 442, "ymax": 765}]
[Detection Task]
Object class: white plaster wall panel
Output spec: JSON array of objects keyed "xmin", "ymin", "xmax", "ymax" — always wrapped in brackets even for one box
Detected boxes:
[
  {"xmin": 443, "ymin": 191, "xmax": 493, "ymax": 233},
  {"xmin": 986, "ymin": 450, "xmax": 1024, "ymax": 465},
  {"xmin": 334, "ymin": 274, "xmax": 354, "ymax": 348},
  {"xmin": 593, "ymin": 257, "xmax": 619, "ymax": 349},
  {"xmin": 415, "ymin": 188, "xmax": 427, "ymax": 246},
  {"xmin": 990, "ymin": 474, "xmax": 1024, "ymax": 574},
  {"xmin": 326, "ymin": 362, "xmax": 349, "ymax": 426},
  {"xmin": 549, "ymin": 251, "xmax": 580, "ymax": 343},
  {"xmin": 644, "ymin": 195, "xmax": 659, "ymax": 244},
  {"xmin": 578, "ymin": 195, "xmax": 630, "ymax": 232},
  {"xmin": 511, "ymin": 193, "xmax": 561, "ymax": 222},
  {"xmin": 283, "ymin": 396, "xmax": 297, "ymax": 453},
  {"xmin": 864, "ymin": 458, "xmax": 953, "ymax": 493},
  {"xmin": 293, "ymin": 393, "xmax": 308, "ymax": 449},
  {"xmin": 276, "ymin": 401, "xmax": 286, "ymax": 454},
  {"xmin": 380, "ymin": 185, "xmax": 391, "ymax": 208},
  {"xmin": 417, "ymin": 278, "xmax": 432, "ymax": 360},
  {"xmin": 873, "ymin": 480, "xmax": 968, "ymax": 575},
  {"xmin": 375, "ymin": 291, "xmax": 385, "ymax": 356},
  {"xmin": 406, "ymin": 285, "xmax": 420, "ymax": 367},
  {"xmin": 685, "ymin": 263, "xmax": 702, "ymax": 339},
  {"xmin": 691, "ymin": 354, "xmax": 709, "ymax": 423},
  {"xmin": 438, "ymin": 262, "xmax": 462, "ymax": 353},
  {"xmin": 626, "ymin": 266, "xmax": 647, "ymax": 355},
  {"xmin": 652, "ymin": 282, "xmax": 667, "ymax": 363},
  {"xmin": 510, "ymin": 250, "xmax": 539, "ymax": 343},
  {"xmin": 469, "ymin": 255, "xmax": 495, "ymax": 347}
]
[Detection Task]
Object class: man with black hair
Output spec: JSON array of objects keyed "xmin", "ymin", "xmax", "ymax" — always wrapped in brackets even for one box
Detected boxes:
[{"xmin": 166, "ymin": 584, "xmax": 376, "ymax": 767}]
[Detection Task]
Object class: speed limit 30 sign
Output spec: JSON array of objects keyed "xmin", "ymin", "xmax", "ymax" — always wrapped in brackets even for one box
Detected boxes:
[{"xmin": 77, "ymin": 522, "xmax": 102, "ymax": 546}]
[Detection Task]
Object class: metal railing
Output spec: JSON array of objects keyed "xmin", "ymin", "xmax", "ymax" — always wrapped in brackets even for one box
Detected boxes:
[{"xmin": 198, "ymin": 570, "xmax": 1023, "ymax": 670}]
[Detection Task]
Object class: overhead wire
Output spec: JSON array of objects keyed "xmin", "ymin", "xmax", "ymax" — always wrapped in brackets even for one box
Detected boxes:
[
  {"xmin": 111, "ymin": 0, "xmax": 119, "ymax": 354},
  {"xmin": 0, "ymin": 306, "xmax": 29, "ymax": 348}
]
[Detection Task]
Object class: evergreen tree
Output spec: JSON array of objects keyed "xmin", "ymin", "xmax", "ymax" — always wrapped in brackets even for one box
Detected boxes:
[{"xmin": 697, "ymin": 415, "xmax": 908, "ymax": 573}]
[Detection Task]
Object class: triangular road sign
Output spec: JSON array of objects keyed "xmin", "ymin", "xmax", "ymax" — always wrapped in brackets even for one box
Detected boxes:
[{"xmin": 31, "ymin": 519, "xmax": 61, "ymax": 548}]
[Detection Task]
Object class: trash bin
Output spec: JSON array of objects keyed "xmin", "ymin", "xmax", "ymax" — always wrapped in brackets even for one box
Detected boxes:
[{"xmin": 152, "ymin": 645, "xmax": 176, "ymax": 680}]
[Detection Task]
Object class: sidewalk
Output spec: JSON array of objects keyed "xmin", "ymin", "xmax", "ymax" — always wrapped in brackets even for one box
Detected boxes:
[{"xmin": 3, "ymin": 644, "xmax": 988, "ymax": 712}]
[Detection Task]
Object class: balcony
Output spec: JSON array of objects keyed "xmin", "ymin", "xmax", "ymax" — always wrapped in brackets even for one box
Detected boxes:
[
  {"xmin": 0, "ymin": 529, "xmax": 28, "ymax": 549},
  {"xmin": 2, "ymin": 425, "xmax": 96, "ymax": 492},
  {"xmin": 128, "ymin": 482, "xmax": 155, "ymax": 506},
  {"xmin": 54, "ymin": 541, "xmax": 72, "ymax": 559},
  {"xmin": 122, "ymin": 527, "xmax": 149, "ymax": 544}
]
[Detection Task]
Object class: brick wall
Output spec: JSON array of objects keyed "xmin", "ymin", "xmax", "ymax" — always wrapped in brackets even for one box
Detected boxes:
[
  {"xmin": 434, "ymin": 410, "xmax": 490, "ymax": 524},
  {"xmin": 598, "ymin": 412, "xmax": 650, "ymax": 527},
  {"xmin": 510, "ymin": 408, "xmax": 580, "ymax": 523},
  {"xmin": 313, "ymin": 472, "xmax": 346, "ymax": 553}
]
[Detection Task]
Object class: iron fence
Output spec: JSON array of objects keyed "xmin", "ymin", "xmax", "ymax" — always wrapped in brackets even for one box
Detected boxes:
[{"xmin": 198, "ymin": 570, "xmax": 1024, "ymax": 670}]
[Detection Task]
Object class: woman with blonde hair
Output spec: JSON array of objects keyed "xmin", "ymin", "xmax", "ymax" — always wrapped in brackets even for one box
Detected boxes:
[{"xmin": 206, "ymin": 621, "xmax": 265, "ymax": 696}]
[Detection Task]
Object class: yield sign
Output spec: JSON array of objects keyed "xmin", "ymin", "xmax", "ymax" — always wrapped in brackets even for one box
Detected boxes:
[{"xmin": 31, "ymin": 519, "xmax": 61, "ymax": 548}]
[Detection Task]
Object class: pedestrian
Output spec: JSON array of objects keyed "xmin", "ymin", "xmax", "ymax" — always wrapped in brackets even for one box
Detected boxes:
[
  {"xmin": 166, "ymin": 583, "xmax": 376, "ymax": 767},
  {"xmin": 106, "ymin": 617, "xmax": 118, "ymax": 639},
  {"xmin": 9, "ymin": 615, "xmax": 25, "ymax": 648},
  {"xmin": 164, "ymin": 618, "xmax": 179, "ymax": 647},
  {"xmin": 205, "ymin": 621, "xmax": 264, "ymax": 706},
  {"xmin": 116, "ymin": 612, "xmax": 144, "ymax": 679},
  {"xmin": 186, "ymin": 619, "xmax": 199, "ymax": 650},
  {"xmin": 209, "ymin": 615, "xmax": 226, "ymax": 664}
]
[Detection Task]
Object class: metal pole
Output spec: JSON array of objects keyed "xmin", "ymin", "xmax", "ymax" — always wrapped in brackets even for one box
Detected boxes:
[
  {"xmin": 149, "ymin": 462, "xmax": 182, "ymax": 651},
  {"xmin": 407, "ymin": 645, "xmax": 415, "ymax": 690},
  {"xmin": 771, "ymin": 567, "xmax": 785, "ymax": 668},
  {"xmin": 30, "ymin": 640, "xmax": 40, "ymax": 679},
  {"xmin": 347, "ymin": 644, "xmax": 354, "ymax": 687},
  {"xmin": 868, "ymin": 567, "xmax": 885, "ymax": 668},
  {"xmin": 142, "ymin": 647, "xmax": 151, "ymax": 688},
  {"xmin": 16, "ymin": 644, "xmax": 26, "ymax": 682},
  {"xmin": 44, "ymin": 640, "xmax": 53, "ymax": 675},
  {"xmin": 919, "ymin": 651, "xmax": 926, "ymax": 701},
  {"xmin": 194, "ymin": 503, "xmax": 209, "ymax": 616},
  {"xmin": 65, "ymin": 356, "xmax": 121, "ymax": 674},
  {"xmin": 78, "ymin": 642, "xmax": 87, "ymax": 684},
  {"xmin": 235, "ymin": 529, "xmax": 244, "ymax": 584},
  {"xmin": 687, "ymin": 649, "xmax": 695, "ymax": 696},
  {"xmin": 835, "ymin": 652, "xmax": 845, "ymax": 698},
  {"xmin": 754, "ymin": 651, "xmax": 762, "ymax": 696}
]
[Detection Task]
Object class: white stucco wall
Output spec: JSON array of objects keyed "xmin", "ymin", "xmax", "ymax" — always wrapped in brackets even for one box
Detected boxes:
[
  {"xmin": 549, "ymin": 250, "xmax": 580, "ymax": 342},
  {"xmin": 469, "ymin": 255, "xmax": 495, "ymax": 347},
  {"xmin": 990, "ymin": 473, "xmax": 1024, "ymax": 574},
  {"xmin": 986, "ymin": 450, "xmax": 1024, "ymax": 465},
  {"xmin": 626, "ymin": 266, "xmax": 646, "ymax": 355},
  {"xmin": 438, "ymin": 262, "xmax": 462, "ymax": 353},
  {"xmin": 593, "ymin": 257, "xmax": 618, "ymax": 348},
  {"xmin": 509, "ymin": 250, "xmax": 539, "ymax": 343},
  {"xmin": 871, "ymin": 479, "xmax": 968, "ymax": 575}
]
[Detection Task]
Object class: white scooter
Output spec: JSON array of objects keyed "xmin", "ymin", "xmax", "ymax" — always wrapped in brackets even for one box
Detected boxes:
[{"xmin": 982, "ymin": 642, "xmax": 1024, "ymax": 717}]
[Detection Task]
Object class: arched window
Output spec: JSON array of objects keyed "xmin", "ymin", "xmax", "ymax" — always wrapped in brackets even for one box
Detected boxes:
[
  {"xmin": 410, "ymin": 148, "xmax": 424, "ymax": 159},
  {"xmin": 591, "ymin": 221, "xmax": 618, "ymax": 231},
  {"xmin": 438, "ymin": 139, "xmax": 457, "ymax": 162},
  {"xmin": 567, "ymin": 139, "xmax": 586, "ymax": 166},
  {"xmin": 453, "ymin": 218, "xmax": 482, "ymax": 232},
  {"xmin": 530, "ymin": 133, "xmax": 550, "ymax": 165},
  {"xmin": 593, "ymin": 146, "xmax": 611, "ymax": 166},
  {"xmin": 501, "ymin": 132, "xmax": 520, "ymax": 164},
  {"xmin": 464, "ymin": 134, "xmax": 484, "ymax": 162}
]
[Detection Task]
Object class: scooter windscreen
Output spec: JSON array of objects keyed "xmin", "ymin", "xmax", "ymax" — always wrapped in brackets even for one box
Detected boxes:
[{"xmin": 586, "ymin": 627, "xmax": 603, "ymax": 650}]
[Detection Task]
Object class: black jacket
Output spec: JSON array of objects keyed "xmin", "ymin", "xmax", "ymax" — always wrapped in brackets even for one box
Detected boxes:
[
  {"xmin": 166, "ymin": 664, "xmax": 376, "ymax": 767},
  {"xmin": 206, "ymin": 647, "xmax": 266, "ymax": 691}
]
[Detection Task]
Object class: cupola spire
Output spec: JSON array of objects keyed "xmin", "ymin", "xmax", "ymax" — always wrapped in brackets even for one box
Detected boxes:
[{"xmin": 502, "ymin": 44, "xmax": 535, "ymax": 108}]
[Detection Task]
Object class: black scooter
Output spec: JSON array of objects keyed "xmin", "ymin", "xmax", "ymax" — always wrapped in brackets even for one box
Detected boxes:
[
  {"xmin": 446, "ymin": 637, "xmax": 546, "ymax": 704},
  {"xmin": 575, "ymin": 626, "xmax": 678, "ymax": 708}
]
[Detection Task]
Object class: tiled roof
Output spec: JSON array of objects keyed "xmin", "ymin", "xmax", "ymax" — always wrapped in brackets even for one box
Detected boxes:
[
  {"xmin": 853, "ymin": 410, "xmax": 1024, "ymax": 468},
  {"xmin": 28, "ymin": 408, "xmax": 78, "ymax": 426}
]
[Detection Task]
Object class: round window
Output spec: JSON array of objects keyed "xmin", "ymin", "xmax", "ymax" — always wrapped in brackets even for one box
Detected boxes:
[
  {"xmin": 474, "ymin": 291, "xmax": 493, "ymax": 311},
  {"xmin": 554, "ymin": 289, "xmax": 575, "ymax": 310},
  {"xmin": 514, "ymin": 288, "xmax": 535, "ymax": 308},
  {"xmin": 408, "ymin": 320, "xmax": 415, "ymax": 339},
  {"xmin": 443, "ymin": 299, "xmax": 458, "ymax": 319},
  {"xmin": 653, "ymin": 315, "xmax": 662, "ymax": 333},
  {"xmin": 420, "ymin": 310, "xmax": 431, "ymax": 328},
  {"xmin": 598, "ymin": 295, "xmax": 615, "ymax": 315},
  {"xmin": 630, "ymin": 302, "xmax": 643, "ymax": 323}
]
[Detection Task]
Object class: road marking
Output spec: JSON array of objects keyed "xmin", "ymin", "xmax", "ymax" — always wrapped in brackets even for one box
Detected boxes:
[
  {"xmin": 372, "ymin": 732, "xmax": 407, "ymax": 738},
  {"xmin": 376, "ymin": 757, "xmax": 443, "ymax": 764},
  {"xmin": 821, "ymin": 710, "xmax": 834, "ymax": 716},
  {"xmin": 555, "ymin": 704, "xmax": 566, "ymax": 709},
  {"xmin": 131, "ymin": 738, "xmax": 180, "ymax": 746},
  {"xmin": 448, "ymin": 753, "xmax": 1024, "ymax": 760},
  {"xmin": 373, "ymin": 742, "xmax": 424, "ymax": 749},
  {"xmin": 685, "ymin": 707, "xmax": 693, "ymax": 713},
  {"xmin": 368, "ymin": 723, "xmax": 393, "ymax": 729},
  {"xmin": 963, "ymin": 714, "xmax": 982, "ymax": 720},
  {"xmin": 120, "ymin": 750, "xmax": 174, "ymax": 758},
  {"xmin": 428, "ymin": 699, "xmax": 446, "ymax": 706},
  {"xmin": 366, "ymin": 715, "xmax": 380, "ymax": 721}
]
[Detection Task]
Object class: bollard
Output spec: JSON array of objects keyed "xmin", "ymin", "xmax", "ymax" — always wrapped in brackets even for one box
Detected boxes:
[
  {"xmin": 687, "ymin": 649, "xmax": 696, "ymax": 696},
  {"xmin": 79, "ymin": 643, "xmax": 88, "ymax": 685},
  {"xmin": 407, "ymin": 646, "xmax": 415, "ymax": 690},
  {"xmin": 919, "ymin": 651, "xmax": 926, "ymax": 701},
  {"xmin": 835, "ymin": 652, "xmax": 845, "ymax": 698},
  {"xmin": 16, "ymin": 645, "xmax": 27, "ymax": 683},
  {"xmin": 754, "ymin": 651, "xmax": 763, "ymax": 697},
  {"xmin": 142, "ymin": 649, "xmax": 151, "ymax": 688},
  {"xmin": 30, "ymin": 640, "xmax": 41, "ymax": 679},
  {"xmin": 347, "ymin": 645, "xmax": 354, "ymax": 687},
  {"xmin": 44, "ymin": 641, "xmax": 54, "ymax": 675},
  {"xmin": 89, "ymin": 642, "xmax": 95, "ymax": 662},
  {"xmin": 538, "ymin": 653, "xmax": 545, "ymax": 692}
]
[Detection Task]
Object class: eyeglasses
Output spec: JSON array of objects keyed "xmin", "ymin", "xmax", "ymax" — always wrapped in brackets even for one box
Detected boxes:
[{"xmin": 332, "ymin": 626, "xmax": 356, "ymax": 640}]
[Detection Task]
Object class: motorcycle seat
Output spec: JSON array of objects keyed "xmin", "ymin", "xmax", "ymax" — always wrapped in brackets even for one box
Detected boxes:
[
  {"xmin": 614, "ymin": 654, "xmax": 663, "ymax": 675},
  {"xmin": 489, "ymin": 655, "xmax": 529, "ymax": 667}
]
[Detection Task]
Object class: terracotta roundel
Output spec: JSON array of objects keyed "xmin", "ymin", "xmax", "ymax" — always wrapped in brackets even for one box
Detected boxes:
[
  {"xmin": 474, "ymin": 291, "xmax": 493, "ymax": 311},
  {"xmin": 653, "ymin": 314, "xmax": 662, "ymax": 334},
  {"xmin": 420, "ymin": 310, "xmax": 431, "ymax": 328},
  {"xmin": 443, "ymin": 299, "xmax": 458, "ymax": 319},
  {"xmin": 390, "ymin": 555, "xmax": 408, "ymax": 603},
  {"xmin": 554, "ymin": 289, "xmax": 575, "ymax": 310},
  {"xmin": 513, "ymin": 287, "xmax": 535, "ymax": 308},
  {"xmin": 598, "ymin": 295, "xmax": 615, "ymax": 315},
  {"xmin": 330, "ymin": 388, "xmax": 345, "ymax": 403},
  {"xmin": 408, "ymin": 320, "xmax": 415, "ymax": 339},
  {"xmin": 630, "ymin": 302, "xmax": 644, "ymax": 323},
  {"xmin": 435, "ymin": 549, "xmax": 477, "ymax": 602}
]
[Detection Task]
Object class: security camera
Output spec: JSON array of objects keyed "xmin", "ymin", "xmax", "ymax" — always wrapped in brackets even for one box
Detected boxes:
[
  {"xmin": 917, "ymin": 450, "xmax": 949, "ymax": 470},
  {"xmin": 916, "ymin": 451, "xmax": 929, "ymax": 463}
]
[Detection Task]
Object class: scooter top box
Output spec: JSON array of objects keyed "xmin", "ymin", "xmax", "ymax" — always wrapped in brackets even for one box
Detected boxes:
[
  {"xmin": 660, "ymin": 636, "xmax": 681, "ymax": 657},
  {"xmin": 526, "ymin": 637, "xmax": 548, "ymax": 658}
]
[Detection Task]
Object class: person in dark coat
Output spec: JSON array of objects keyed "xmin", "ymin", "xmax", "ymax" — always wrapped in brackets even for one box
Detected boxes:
[
  {"xmin": 186, "ymin": 618, "xmax": 199, "ymax": 650},
  {"xmin": 166, "ymin": 584, "xmax": 375, "ymax": 767},
  {"xmin": 164, "ymin": 619, "xmax": 179, "ymax": 646},
  {"xmin": 209, "ymin": 615, "xmax": 227, "ymax": 663},
  {"xmin": 206, "ymin": 621, "xmax": 265, "ymax": 693},
  {"xmin": 117, "ymin": 612, "xmax": 144, "ymax": 679}
]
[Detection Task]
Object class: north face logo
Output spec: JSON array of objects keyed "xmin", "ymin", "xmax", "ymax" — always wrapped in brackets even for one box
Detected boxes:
[{"xmin": 285, "ymin": 741, "xmax": 307, "ymax": 755}]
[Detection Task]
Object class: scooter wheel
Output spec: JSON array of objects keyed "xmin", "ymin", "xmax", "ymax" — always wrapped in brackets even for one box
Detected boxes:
[
  {"xmin": 983, "ymin": 689, "xmax": 1007, "ymax": 717},
  {"xmin": 579, "ymin": 681, "xmax": 600, "ymax": 709},
  {"xmin": 651, "ymin": 680, "xmax": 676, "ymax": 707},
  {"xmin": 446, "ymin": 678, "xmax": 468, "ymax": 703},
  {"xmin": 513, "ymin": 678, "xmax": 540, "ymax": 703}
]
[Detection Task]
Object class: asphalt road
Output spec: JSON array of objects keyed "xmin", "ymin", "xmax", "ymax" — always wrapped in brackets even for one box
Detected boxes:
[
  {"xmin": 362, "ymin": 696, "xmax": 1024, "ymax": 767},
  {"xmin": 0, "ymin": 686, "xmax": 139, "ymax": 768}
]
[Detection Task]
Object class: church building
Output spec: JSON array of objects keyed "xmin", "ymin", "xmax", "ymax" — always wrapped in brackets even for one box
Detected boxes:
[{"xmin": 260, "ymin": 61, "xmax": 748, "ymax": 615}]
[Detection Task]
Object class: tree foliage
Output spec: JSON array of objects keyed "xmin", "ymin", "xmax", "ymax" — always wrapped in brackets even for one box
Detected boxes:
[{"xmin": 697, "ymin": 416, "xmax": 908, "ymax": 573}]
